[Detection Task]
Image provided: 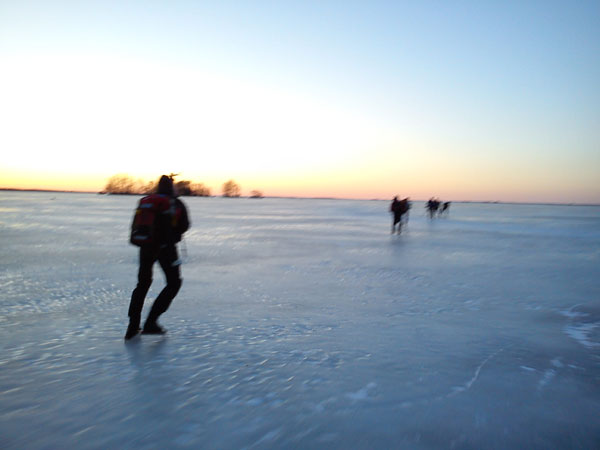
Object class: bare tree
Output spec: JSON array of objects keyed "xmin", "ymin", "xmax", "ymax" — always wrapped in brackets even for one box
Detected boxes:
[
  {"xmin": 191, "ymin": 183, "xmax": 211, "ymax": 197},
  {"xmin": 250, "ymin": 190, "xmax": 264, "ymax": 198},
  {"xmin": 222, "ymin": 180, "xmax": 241, "ymax": 197},
  {"xmin": 104, "ymin": 174, "xmax": 136, "ymax": 194},
  {"xmin": 175, "ymin": 180, "xmax": 192, "ymax": 196},
  {"xmin": 142, "ymin": 180, "xmax": 156, "ymax": 194},
  {"xmin": 176, "ymin": 180, "xmax": 212, "ymax": 196}
]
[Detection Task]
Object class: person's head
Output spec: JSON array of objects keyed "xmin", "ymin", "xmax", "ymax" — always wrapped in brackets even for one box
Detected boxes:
[{"xmin": 157, "ymin": 175, "xmax": 174, "ymax": 196}]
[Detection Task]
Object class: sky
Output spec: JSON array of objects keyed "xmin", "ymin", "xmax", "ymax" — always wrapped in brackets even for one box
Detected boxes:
[{"xmin": 1, "ymin": 0, "xmax": 599, "ymax": 203}]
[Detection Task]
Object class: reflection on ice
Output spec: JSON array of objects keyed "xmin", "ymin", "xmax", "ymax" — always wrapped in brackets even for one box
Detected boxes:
[{"xmin": 0, "ymin": 192, "xmax": 599, "ymax": 448}]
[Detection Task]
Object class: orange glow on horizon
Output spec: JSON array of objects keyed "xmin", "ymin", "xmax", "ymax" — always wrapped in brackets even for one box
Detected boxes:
[
  {"xmin": 0, "ymin": 155, "xmax": 600, "ymax": 203},
  {"xmin": 2, "ymin": 164, "xmax": 599, "ymax": 204},
  {"xmin": 1, "ymin": 170, "xmax": 104, "ymax": 193}
]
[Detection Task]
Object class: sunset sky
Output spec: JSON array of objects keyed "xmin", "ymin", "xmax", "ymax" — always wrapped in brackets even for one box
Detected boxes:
[{"xmin": 1, "ymin": 1, "xmax": 599, "ymax": 203}]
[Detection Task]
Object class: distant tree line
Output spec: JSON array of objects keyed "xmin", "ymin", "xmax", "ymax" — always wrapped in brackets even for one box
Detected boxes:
[{"xmin": 102, "ymin": 174, "xmax": 262, "ymax": 198}]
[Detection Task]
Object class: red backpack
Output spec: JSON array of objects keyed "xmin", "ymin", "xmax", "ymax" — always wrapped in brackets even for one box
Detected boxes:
[{"xmin": 129, "ymin": 194, "xmax": 171, "ymax": 247}]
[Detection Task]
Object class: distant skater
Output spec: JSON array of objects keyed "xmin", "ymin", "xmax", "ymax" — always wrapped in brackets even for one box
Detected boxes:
[
  {"xmin": 390, "ymin": 196, "xmax": 411, "ymax": 234},
  {"xmin": 125, "ymin": 175, "xmax": 190, "ymax": 340},
  {"xmin": 440, "ymin": 201, "xmax": 451, "ymax": 216},
  {"xmin": 426, "ymin": 198, "xmax": 440, "ymax": 219}
]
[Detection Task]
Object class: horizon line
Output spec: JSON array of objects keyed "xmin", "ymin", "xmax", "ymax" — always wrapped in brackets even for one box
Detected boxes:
[{"xmin": 1, "ymin": 187, "xmax": 598, "ymax": 207}]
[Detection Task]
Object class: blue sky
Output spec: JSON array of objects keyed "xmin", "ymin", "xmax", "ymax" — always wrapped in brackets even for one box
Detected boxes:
[{"xmin": 1, "ymin": 1, "xmax": 599, "ymax": 202}]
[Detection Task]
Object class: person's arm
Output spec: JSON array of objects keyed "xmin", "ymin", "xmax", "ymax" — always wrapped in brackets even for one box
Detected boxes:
[{"xmin": 176, "ymin": 199, "xmax": 190, "ymax": 235}]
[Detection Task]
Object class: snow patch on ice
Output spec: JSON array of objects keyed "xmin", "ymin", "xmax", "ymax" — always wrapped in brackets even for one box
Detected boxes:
[
  {"xmin": 564, "ymin": 322, "xmax": 600, "ymax": 349},
  {"xmin": 551, "ymin": 358, "xmax": 564, "ymax": 368},
  {"xmin": 560, "ymin": 305, "xmax": 599, "ymax": 349},
  {"xmin": 537, "ymin": 369, "xmax": 555, "ymax": 391},
  {"xmin": 559, "ymin": 306, "xmax": 588, "ymax": 320},
  {"xmin": 346, "ymin": 382, "xmax": 377, "ymax": 401},
  {"xmin": 315, "ymin": 396, "xmax": 337, "ymax": 412}
]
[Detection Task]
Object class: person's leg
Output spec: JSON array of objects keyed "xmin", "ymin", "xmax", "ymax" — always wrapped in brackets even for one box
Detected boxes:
[
  {"xmin": 144, "ymin": 246, "xmax": 181, "ymax": 330},
  {"xmin": 394, "ymin": 214, "xmax": 401, "ymax": 234},
  {"xmin": 126, "ymin": 247, "xmax": 155, "ymax": 338}
]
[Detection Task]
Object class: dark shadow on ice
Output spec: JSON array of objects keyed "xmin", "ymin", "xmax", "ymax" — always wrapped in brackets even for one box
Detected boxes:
[
  {"xmin": 389, "ymin": 234, "xmax": 408, "ymax": 251},
  {"xmin": 125, "ymin": 336, "xmax": 168, "ymax": 369}
]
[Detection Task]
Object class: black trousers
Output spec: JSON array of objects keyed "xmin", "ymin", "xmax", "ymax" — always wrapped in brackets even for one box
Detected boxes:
[
  {"xmin": 128, "ymin": 245, "xmax": 182, "ymax": 326},
  {"xmin": 393, "ymin": 212, "xmax": 403, "ymax": 226}
]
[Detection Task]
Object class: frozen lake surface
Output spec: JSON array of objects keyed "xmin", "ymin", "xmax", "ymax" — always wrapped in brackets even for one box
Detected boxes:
[{"xmin": 1, "ymin": 191, "xmax": 599, "ymax": 448}]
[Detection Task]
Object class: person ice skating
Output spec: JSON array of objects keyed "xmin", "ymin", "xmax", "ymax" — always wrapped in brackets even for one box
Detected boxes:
[
  {"xmin": 125, "ymin": 175, "xmax": 190, "ymax": 340},
  {"xmin": 390, "ymin": 196, "xmax": 411, "ymax": 234},
  {"xmin": 440, "ymin": 201, "xmax": 451, "ymax": 216},
  {"xmin": 426, "ymin": 197, "xmax": 440, "ymax": 219}
]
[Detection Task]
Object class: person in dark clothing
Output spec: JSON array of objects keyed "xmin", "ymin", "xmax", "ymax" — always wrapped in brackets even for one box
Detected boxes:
[
  {"xmin": 390, "ymin": 196, "xmax": 401, "ymax": 233},
  {"xmin": 125, "ymin": 175, "xmax": 190, "ymax": 340},
  {"xmin": 390, "ymin": 196, "xmax": 410, "ymax": 234},
  {"xmin": 440, "ymin": 201, "xmax": 451, "ymax": 216},
  {"xmin": 426, "ymin": 198, "xmax": 440, "ymax": 219}
]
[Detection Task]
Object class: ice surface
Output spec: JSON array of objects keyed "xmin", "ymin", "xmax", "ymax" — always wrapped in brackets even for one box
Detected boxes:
[{"xmin": 1, "ymin": 191, "xmax": 599, "ymax": 448}]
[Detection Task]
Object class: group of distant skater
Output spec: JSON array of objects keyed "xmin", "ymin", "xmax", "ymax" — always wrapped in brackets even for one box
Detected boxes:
[
  {"xmin": 390, "ymin": 196, "xmax": 451, "ymax": 234},
  {"xmin": 425, "ymin": 197, "xmax": 451, "ymax": 219}
]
